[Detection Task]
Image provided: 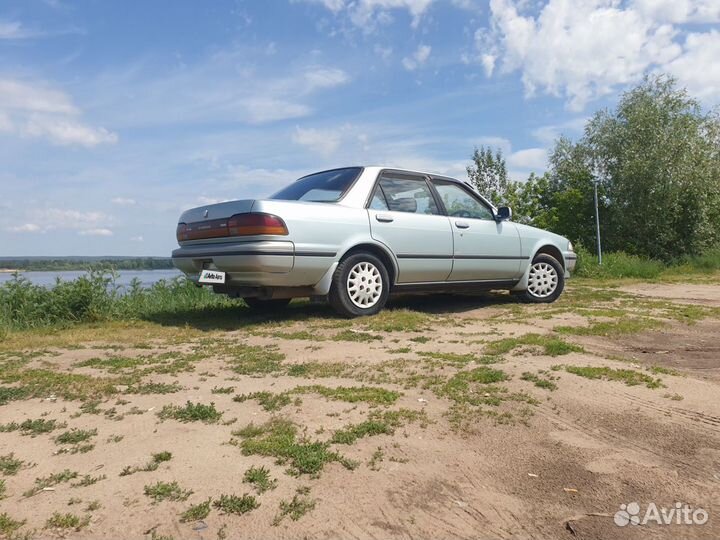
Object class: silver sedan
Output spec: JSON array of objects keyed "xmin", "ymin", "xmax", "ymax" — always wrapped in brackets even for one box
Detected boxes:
[{"xmin": 172, "ymin": 166, "xmax": 577, "ymax": 317}]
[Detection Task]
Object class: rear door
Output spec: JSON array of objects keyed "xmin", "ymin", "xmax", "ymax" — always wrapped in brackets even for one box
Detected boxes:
[
  {"xmin": 430, "ymin": 179, "xmax": 522, "ymax": 281},
  {"xmin": 368, "ymin": 172, "xmax": 453, "ymax": 283}
]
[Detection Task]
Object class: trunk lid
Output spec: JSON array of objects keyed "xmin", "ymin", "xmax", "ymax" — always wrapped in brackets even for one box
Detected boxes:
[{"xmin": 178, "ymin": 199, "xmax": 256, "ymax": 224}]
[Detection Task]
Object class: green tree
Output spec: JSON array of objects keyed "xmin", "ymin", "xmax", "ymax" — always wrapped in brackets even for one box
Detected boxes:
[
  {"xmin": 467, "ymin": 146, "xmax": 510, "ymax": 205},
  {"xmin": 583, "ymin": 75, "xmax": 720, "ymax": 260}
]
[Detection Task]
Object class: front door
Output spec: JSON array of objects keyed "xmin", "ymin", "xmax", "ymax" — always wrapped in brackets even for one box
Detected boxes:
[
  {"xmin": 368, "ymin": 173, "xmax": 453, "ymax": 283},
  {"xmin": 430, "ymin": 180, "xmax": 522, "ymax": 281}
]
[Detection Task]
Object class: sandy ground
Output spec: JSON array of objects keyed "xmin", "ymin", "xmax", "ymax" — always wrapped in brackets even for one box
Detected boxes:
[{"xmin": 1, "ymin": 282, "xmax": 719, "ymax": 540}]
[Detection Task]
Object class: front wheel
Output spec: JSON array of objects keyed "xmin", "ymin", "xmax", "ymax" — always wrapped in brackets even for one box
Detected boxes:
[
  {"xmin": 329, "ymin": 252, "xmax": 390, "ymax": 317},
  {"xmin": 519, "ymin": 254, "xmax": 564, "ymax": 303},
  {"xmin": 243, "ymin": 297, "xmax": 291, "ymax": 312}
]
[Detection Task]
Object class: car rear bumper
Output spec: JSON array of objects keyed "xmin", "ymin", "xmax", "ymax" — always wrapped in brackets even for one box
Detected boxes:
[
  {"xmin": 172, "ymin": 240, "xmax": 295, "ymax": 277},
  {"xmin": 172, "ymin": 240, "xmax": 336, "ymax": 290}
]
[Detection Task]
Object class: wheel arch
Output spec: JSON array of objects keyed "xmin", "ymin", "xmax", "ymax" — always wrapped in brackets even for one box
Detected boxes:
[
  {"xmin": 532, "ymin": 244, "xmax": 565, "ymax": 269},
  {"xmin": 338, "ymin": 242, "xmax": 398, "ymax": 286}
]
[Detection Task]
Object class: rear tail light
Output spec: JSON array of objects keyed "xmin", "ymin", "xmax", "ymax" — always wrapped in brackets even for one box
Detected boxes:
[
  {"xmin": 176, "ymin": 213, "xmax": 287, "ymax": 242},
  {"xmin": 228, "ymin": 213, "xmax": 288, "ymax": 236}
]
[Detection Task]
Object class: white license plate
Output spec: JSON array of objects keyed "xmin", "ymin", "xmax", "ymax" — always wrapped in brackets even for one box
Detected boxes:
[{"xmin": 199, "ymin": 269, "xmax": 226, "ymax": 284}]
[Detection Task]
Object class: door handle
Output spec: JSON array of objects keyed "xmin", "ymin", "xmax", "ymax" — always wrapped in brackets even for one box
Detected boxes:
[
  {"xmin": 376, "ymin": 214, "xmax": 394, "ymax": 223},
  {"xmin": 455, "ymin": 221, "xmax": 469, "ymax": 229}
]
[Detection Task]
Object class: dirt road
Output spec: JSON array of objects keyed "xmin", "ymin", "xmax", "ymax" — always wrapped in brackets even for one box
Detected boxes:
[{"xmin": 1, "ymin": 281, "xmax": 719, "ymax": 539}]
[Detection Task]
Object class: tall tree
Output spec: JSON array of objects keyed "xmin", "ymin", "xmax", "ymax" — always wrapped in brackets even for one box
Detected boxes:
[
  {"xmin": 583, "ymin": 75, "xmax": 720, "ymax": 260},
  {"xmin": 467, "ymin": 146, "xmax": 510, "ymax": 205}
]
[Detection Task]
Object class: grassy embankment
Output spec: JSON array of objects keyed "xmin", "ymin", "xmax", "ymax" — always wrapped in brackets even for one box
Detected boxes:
[{"xmin": 1, "ymin": 248, "xmax": 719, "ymax": 336}]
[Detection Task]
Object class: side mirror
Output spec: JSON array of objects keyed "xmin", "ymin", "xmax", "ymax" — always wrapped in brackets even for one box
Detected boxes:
[{"xmin": 495, "ymin": 206, "xmax": 512, "ymax": 221}]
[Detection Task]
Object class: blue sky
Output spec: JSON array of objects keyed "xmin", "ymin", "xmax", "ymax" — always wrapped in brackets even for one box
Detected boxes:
[{"xmin": 1, "ymin": 0, "xmax": 718, "ymax": 256}]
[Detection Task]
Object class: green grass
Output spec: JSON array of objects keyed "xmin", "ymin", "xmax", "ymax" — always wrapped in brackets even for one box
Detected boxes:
[
  {"xmin": 555, "ymin": 318, "xmax": 662, "ymax": 337},
  {"xmin": 561, "ymin": 365, "xmax": 663, "ymax": 388},
  {"xmin": 24, "ymin": 469, "xmax": 78, "ymax": 497},
  {"xmin": 520, "ymin": 372, "xmax": 557, "ymax": 391},
  {"xmin": 0, "ymin": 418, "xmax": 67, "ymax": 436},
  {"xmin": 273, "ymin": 489, "xmax": 316, "ymax": 525},
  {"xmin": 0, "ymin": 479, "xmax": 5, "ymax": 500},
  {"xmin": 234, "ymin": 391, "xmax": 293, "ymax": 412},
  {"xmin": 71, "ymin": 474, "xmax": 106, "ymax": 487},
  {"xmin": 362, "ymin": 309, "xmax": 433, "ymax": 332},
  {"xmin": 409, "ymin": 336, "xmax": 430, "ymax": 343},
  {"xmin": 120, "ymin": 451, "xmax": 173, "ymax": 476},
  {"xmin": 0, "ymin": 271, "xmax": 236, "ymax": 332},
  {"xmin": 157, "ymin": 401, "xmax": 222, "ymax": 423},
  {"xmin": 54, "ymin": 428, "xmax": 97, "ymax": 445},
  {"xmin": 332, "ymin": 330, "xmax": 383, "ymax": 342},
  {"xmin": 233, "ymin": 418, "xmax": 355, "ymax": 476},
  {"xmin": 213, "ymin": 494, "xmax": 259, "ymax": 515},
  {"xmin": 417, "ymin": 351, "xmax": 494, "ymax": 366},
  {"xmin": 0, "ymin": 512, "xmax": 26, "ymax": 536},
  {"xmin": 243, "ymin": 465, "xmax": 277, "ymax": 493},
  {"xmin": 575, "ymin": 249, "xmax": 666, "ymax": 279},
  {"xmin": 294, "ymin": 385, "xmax": 400, "ymax": 406},
  {"xmin": 286, "ymin": 362, "xmax": 351, "ymax": 378},
  {"xmin": 0, "ymin": 453, "xmax": 25, "ymax": 476},
  {"xmin": 331, "ymin": 409, "xmax": 428, "ymax": 445},
  {"xmin": 211, "ymin": 385, "xmax": 235, "ymax": 394},
  {"xmin": 143, "ymin": 481, "xmax": 193, "ymax": 503},
  {"xmin": 180, "ymin": 498, "xmax": 212, "ymax": 522},
  {"xmin": 228, "ymin": 346, "xmax": 285, "ymax": 375},
  {"xmin": 126, "ymin": 381, "xmax": 182, "ymax": 394},
  {"xmin": 485, "ymin": 334, "xmax": 583, "ymax": 357},
  {"xmin": 44, "ymin": 512, "xmax": 90, "ymax": 531}
]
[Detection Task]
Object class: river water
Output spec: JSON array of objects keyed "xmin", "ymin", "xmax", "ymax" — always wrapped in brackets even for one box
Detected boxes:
[{"xmin": 0, "ymin": 269, "xmax": 183, "ymax": 288}]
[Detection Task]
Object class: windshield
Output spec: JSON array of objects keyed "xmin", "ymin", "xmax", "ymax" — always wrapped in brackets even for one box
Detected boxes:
[{"xmin": 270, "ymin": 167, "xmax": 363, "ymax": 202}]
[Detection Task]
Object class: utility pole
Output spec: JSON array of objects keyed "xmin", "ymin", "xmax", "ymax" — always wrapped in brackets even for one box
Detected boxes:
[{"xmin": 593, "ymin": 179, "xmax": 602, "ymax": 264}]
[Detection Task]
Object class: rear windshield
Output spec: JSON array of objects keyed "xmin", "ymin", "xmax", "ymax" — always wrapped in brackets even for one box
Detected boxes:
[{"xmin": 270, "ymin": 167, "xmax": 362, "ymax": 202}]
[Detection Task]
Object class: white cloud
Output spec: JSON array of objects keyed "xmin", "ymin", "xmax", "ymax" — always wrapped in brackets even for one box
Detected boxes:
[
  {"xmin": 298, "ymin": 0, "xmax": 436, "ymax": 29},
  {"xmin": 111, "ymin": 197, "xmax": 136, "ymax": 206},
  {"xmin": 402, "ymin": 44, "xmax": 432, "ymax": 71},
  {"xmin": 292, "ymin": 125, "xmax": 344, "ymax": 157},
  {"xmin": 241, "ymin": 99, "xmax": 311, "ymax": 124},
  {"xmin": 130, "ymin": 235, "xmax": 144, "ymax": 242},
  {"xmin": 7, "ymin": 223, "xmax": 41, "ymax": 233},
  {"xmin": 507, "ymin": 147, "xmax": 547, "ymax": 170},
  {"xmin": 0, "ymin": 20, "xmax": 32, "ymax": 40},
  {"xmin": 472, "ymin": 136, "xmax": 512, "ymax": 153},
  {"xmin": 477, "ymin": 0, "xmax": 720, "ymax": 110},
  {"xmin": 24, "ymin": 115, "xmax": 118, "ymax": 147},
  {"xmin": 303, "ymin": 67, "xmax": 349, "ymax": 90},
  {"xmin": 663, "ymin": 30, "xmax": 720, "ymax": 101},
  {"xmin": 79, "ymin": 228, "xmax": 113, "ymax": 236},
  {"xmin": 531, "ymin": 117, "xmax": 588, "ymax": 145},
  {"xmin": 632, "ymin": 0, "xmax": 720, "ymax": 23},
  {"xmin": 0, "ymin": 78, "xmax": 117, "ymax": 146}
]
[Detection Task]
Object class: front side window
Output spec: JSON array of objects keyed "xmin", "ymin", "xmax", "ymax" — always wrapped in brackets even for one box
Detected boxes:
[
  {"xmin": 373, "ymin": 176, "xmax": 440, "ymax": 215},
  {"xmin": 432, "ymin": 181, "xmax": 494, "ymax": 220},
  {"xmin": 270, "ymin": 167, "xmax": 362, "ymax": 202}
]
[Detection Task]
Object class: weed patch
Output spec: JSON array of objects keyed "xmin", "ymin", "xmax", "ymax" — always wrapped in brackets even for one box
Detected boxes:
[
  {"xmin": 213, "ymin": 494, "xmax": 259, "ymax": 515},
  {"xmin": 561, "ymin": 365, "xmax": 663, "ymax": 388},
  {"xmin": 158, "ymin": 401, "xmax": 222, "ymax": 423},
  {"xmin": 485, "ymin": 334, "xmax": 582, "ymax": 357},
  {"xmin": 45, "ymin": 512, "xmax": 90, "ymax": 531},
  {"xmin": 144, "ymin": 481, "xmax": 192, "ymax": 503},
  {"xmin": 243, "ymin": 465, "xmax": 277, "ymax": 493},
  {"xmin": 180, "ymin": 499, "xmax": 212, "ymax": 522}
]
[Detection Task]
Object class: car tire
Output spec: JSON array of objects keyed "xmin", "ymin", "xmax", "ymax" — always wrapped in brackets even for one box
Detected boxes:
[
  {"xmin": 329, "ymin": 252, "xmax": 390, "ymax": 317},
  {"xmin": 519, "ymin": 254, "xmax": 565, "ymax": 303},
  {"xmin": 243, "ymin": 297, "xmax": 291, "ymax": 311}
]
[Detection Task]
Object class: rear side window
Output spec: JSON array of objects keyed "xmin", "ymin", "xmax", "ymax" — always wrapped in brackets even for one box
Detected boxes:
[
  {"xmin": 270, "ymin": 167, "xmax": 362, "ymax": 202},
  {"xmin": 372, "ymin": 176, "xmax": 440, "ymax": 215}
]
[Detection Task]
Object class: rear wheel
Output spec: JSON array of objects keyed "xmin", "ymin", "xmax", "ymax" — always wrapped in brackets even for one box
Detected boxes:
[
  {"xmin": 243, "ymin": 297, "xmax": 291, "ymax": 311},
  {"xmin": 329, "ymin": 252, "xmax": 390, "ymax": 317},
  {"xmin": 519, "ymin": 254, "xmax": 564, "ymax": 303}
]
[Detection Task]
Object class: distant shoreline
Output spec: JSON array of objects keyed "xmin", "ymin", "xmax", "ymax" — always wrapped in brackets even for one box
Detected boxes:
[{"xmin": 0, "ymin": 257, "xmax": 174, "ymax": 272}]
